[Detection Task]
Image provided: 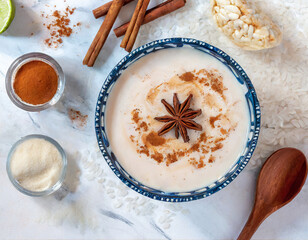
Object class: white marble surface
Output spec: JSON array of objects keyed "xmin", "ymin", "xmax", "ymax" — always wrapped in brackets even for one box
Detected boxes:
[{"xmin": 0, "ymin": 0, "xmax": 308, "ymax": 239}]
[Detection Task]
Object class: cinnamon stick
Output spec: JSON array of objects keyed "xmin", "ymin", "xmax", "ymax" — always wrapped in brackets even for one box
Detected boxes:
[
  {"xmin": 120, "ymin": 0, "xmax": 144, "ymax": 49},
  {"xmin": 114, "ymin": 0, "xmax": 186, "ymax": 38},
  {"xmin": 125, "ymin": 0, "xmax": 150, "ymax": 52},
  {"xmin": 120, "ymin": 0, "xmax": 150, "ymax": 52},
  {"xmin": 83, "ymin": 0, "xmax": 124, "ymax": 67},
  {"xmin": 92, "ymin": 0, "xmax": 134, "ymax": 19}
]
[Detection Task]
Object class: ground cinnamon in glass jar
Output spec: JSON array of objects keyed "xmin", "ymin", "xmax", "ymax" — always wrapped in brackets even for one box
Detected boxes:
[{"xmin": 13, "ymin": 61, "xmax": 58, "ymax": 105}]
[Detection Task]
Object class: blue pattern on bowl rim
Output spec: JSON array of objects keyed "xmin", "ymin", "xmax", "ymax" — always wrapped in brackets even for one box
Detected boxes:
[{"xmin": 95, "ymin": 38, "xmax": 261, "ymax": 202}]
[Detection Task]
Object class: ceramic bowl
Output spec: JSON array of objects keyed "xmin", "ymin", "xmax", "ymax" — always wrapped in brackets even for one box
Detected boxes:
[{"xmin": 95, "ymin": 38, "xmax": 261, "ymax": 202}]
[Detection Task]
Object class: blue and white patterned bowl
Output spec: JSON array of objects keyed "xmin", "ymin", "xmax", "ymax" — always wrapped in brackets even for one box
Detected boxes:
[{"xmin": 95, "ymin": 38, "xmax": 260, "ymax": 202}]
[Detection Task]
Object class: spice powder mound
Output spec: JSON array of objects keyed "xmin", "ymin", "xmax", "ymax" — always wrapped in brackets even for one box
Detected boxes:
[{"xmin": 13, "ymin": 61, "xmax": 58, "ymax": 105}]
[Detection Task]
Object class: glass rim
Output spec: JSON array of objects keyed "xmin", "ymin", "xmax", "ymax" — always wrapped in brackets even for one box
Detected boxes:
[
  {"xmin": 5, "ymin": 52, "xmax": 65, "ymax": 112},
  {"xmin": 6, "ymin": 134, "xmax": 67, "ymax": 197}
]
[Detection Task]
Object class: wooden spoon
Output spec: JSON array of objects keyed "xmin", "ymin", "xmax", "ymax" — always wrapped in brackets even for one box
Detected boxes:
[{"xmin": 237, "ymin": 148, "xmax": 308, "ymax": 240}]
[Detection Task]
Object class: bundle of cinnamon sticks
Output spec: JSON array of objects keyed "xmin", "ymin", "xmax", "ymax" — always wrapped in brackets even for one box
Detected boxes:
[{"xmin": 83, "ymin": 0, "xmax": 186, "ymax": 67}]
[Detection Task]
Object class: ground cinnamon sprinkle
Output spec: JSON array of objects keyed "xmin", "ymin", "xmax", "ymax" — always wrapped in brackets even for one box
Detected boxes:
[
  {"xmin": 139, "ymin": 122, "xmax": 148, "ymax": 131},
  {"xmin": 189, "ymin": 158, "xmax": 198, "ymax": 168},
  {"xmin": 214, "ymin": 137, "xmax": 225, "ymax": 143},
  {"xmin": 190, "ymin": 142, "xmax": 200, "ymax": 152},
  {"xmin": 198, "ymin": 157, "xmax": 206, "ymax": 168},
  {"xmin": 132, "ymin": 109, "xmax": 149, "ymax": 131},
  {"xmin": 220, "ymin": 128, "xmax": 228, "ymax": 134},
  {"xmin": 209, "ymin": 114, "xmax": 222, "ymax": 128},
  {"xmin": 145, "ymin": 131, "xmax": 166, "ymax": 146},
  {"xmin": 208, "ymin": 155, "xmax": 215, "ymax": 163},
  {"xmin": 128, "ymin": 69, "xmax": 231, "ymax": 168},
  {"xmin": 132, "ymin": 109, "xmax": 141, "ymax": 124},
  {"xmin": 138, "ymin": 145, "xmax": 150, "ymax": 157},
  {"xmin": 166, "ymin": 153, "xmax": 178, "ymax": 166},
  {"xmin": 151, "ymin": 152, "xmax": 164, "ymax": 163},
  {"xmin": 42, "ymin": 7, "xmax": 80, "ymax": 48},
  {"xmin": 211, "ymin": 80, "xmax": 223, "ymax": 95},
  {"xmin": 210, "ymin": 73, "xmax": 225, "ymax": 95},
  {"xmin": 211, "ymin": 143, "xmax": 223, "ymax": 152},
  {"xmin": 194, "ymin": 69, "xmax": 227, "ymax": 99},
  {"xmin": 188, "ymin": 132, "xmax": 207, "ymax": 152},
  {"xmin": 179, "ymin": 72, "xmax": 195, "ymax": 82},
  {"xmin": 68, "ymin": 108, "xmax": 88, "ymax": 128},
  {"xmin": 177, "ymin": 151, "xmax": 185, "ymax": 157}
]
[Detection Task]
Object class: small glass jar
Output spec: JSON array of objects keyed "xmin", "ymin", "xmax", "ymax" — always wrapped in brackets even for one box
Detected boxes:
[
  {"xmin": 5, "ymin": 52, "xmax": 65, "ymax": 112},
  {"xmin": 6, "ymin": 134, "xmax": 67, "ymax": 197}
]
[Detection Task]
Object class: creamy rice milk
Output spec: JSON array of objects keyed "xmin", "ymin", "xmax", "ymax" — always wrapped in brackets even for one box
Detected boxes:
[{"xmin": 106, "ymin": 48, "xmax": 249, "ymax": 192}]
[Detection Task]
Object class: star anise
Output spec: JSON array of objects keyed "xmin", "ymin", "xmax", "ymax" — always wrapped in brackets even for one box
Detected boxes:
[{"xmin": 155, "ymin": 93, "xmax": 202, "ymax": 142}]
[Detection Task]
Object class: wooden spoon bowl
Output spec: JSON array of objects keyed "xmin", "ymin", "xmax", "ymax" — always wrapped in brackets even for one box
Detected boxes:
[{"xmin": 238, "ymin": 148, "xmax": 308, "ymax": 240}]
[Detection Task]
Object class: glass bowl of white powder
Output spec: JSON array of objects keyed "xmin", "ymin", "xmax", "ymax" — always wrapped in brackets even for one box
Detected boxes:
[{"xmin": 6, "ymin": 134, "xmax": 67, "ymax": 197}]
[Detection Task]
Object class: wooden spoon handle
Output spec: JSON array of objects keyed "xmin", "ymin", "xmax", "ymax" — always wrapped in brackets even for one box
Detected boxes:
[{"xmin": 237, "ymin": 207, "xmax": 268, "ymax": 240}]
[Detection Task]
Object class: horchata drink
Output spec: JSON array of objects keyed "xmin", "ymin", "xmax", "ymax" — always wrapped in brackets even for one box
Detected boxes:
[{"xmin": 106, "ymin": 47, "xmax": 249, "ymax": 192}]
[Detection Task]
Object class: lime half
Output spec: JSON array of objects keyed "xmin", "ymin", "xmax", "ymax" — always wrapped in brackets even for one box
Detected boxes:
[{"xmin": 0, "ymin": 0, "xmax": 15, "ymax": 34}]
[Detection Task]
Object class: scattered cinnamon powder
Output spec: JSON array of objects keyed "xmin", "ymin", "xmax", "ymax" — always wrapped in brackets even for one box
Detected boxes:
[
  {"xmin": 202, "ymin": 148, "xmax": 209, "ymax": 154},
  {"xmin": 139, "ymin": 122, "xmax": 148, "ymax": 131},
  {"xmin": 129, "ymin": 69, "xmax": 232, "ymax": 168},
  {"xmin": 74, "ymin": 22, "xmax": 82, "ymax": 27},
  {"xmin": 179, "ymin": 72, "xmax": 195, "ymax": 82},
  {"xmin": 189, "ymin": 156, "xmax": 208, "ymax": 169},
  {"xmin": 198, "ymin": 157, "xmax": 206, "ymax": 168},
  {"xmin": 132, "ymin": 109, "xmax": 141, "ymax": 124},
  {"xmin": 211, "ymin": 143, "xmax": 223, "ymax": 152},
  {"xmin": 166, "ymin": 153, "xmax": 178, "ymax": 166},
  {"xmin": 42, "ymin": 7, "xmax": 79, "ymax": 48},
  {"xmin": 189, "ymin": 132, "xmax": 207, "ymax": 152},
  {"xmin": 67, "ymin": 7, "xmax": 75, "ymax": 14},
  {"xmin": 132, "ymin": 109, "xmax": 149, "ymax": 132},
  {"xmin": 215, "ymin": 137, "xmax": 225, "ymax": 143},
  {"xmin": 190, "ymin": 142, "xmax": 200, "ymax": 152},
  {"xmin": 209, "ymin": 114, "xmax": 222, "ymax": 128},
  {"xmin": 210, "ymin": 78, "xmax": 224, "ymax": 95},
  {"xmin": 151, "ymin": 152, "xmax": 164, "ymax": 163},
  {"xmin": 189, "ymin": 158, "xmax": 198, "ymax": 167},
  {"xmin": 68, "ymin": 108, "xmax": 88, "ymax": 128},
  {"xmin": 145, "ymin": 132, "xmax": 166, "ymax": 146},
  {"xmin": 220, "ymin": 128, "xmax": 228, "ymax": 134},
  {"xmin": 135, "ymin": 128, "xmax": 224, "ymax": 167},
  {"xmin": 209, "ymin": 155, "xmax": 215, "ymax": 163},
  {"xmin": 138, "ymin": 145, "xmax": 150, "ymax": 157},
  {"xmin": 199, "ymin": 132, "xmax": 207, "ymax": 141},
  {"xmin": 177, "ymin": 151, "xmax": 185, "ymax": 157},
  {"xmin": 189, "ymin": 157, "xmax": 205, "ymax": 169},
  {"xmin": 194, "ymin": 69, "xmax": 227, "ymax": 99}
]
